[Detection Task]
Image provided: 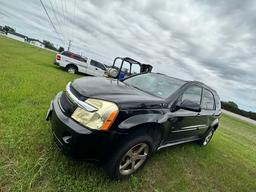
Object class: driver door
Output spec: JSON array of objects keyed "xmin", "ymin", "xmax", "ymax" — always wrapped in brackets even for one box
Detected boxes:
[{"xmin": 167, "ymin": 85, "xmax": 209, "ymax": 142}]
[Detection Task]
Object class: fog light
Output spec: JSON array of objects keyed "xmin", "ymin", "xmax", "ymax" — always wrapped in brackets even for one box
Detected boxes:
[{"xmin": 62, "ymin": 136, "xmax": 72, "ymax": 144}]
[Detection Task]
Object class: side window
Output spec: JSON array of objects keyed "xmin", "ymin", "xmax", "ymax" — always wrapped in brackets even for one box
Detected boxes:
[
  {"xmin": 91, "ymin": 60, "xmax": 97, "ymax": 67},
  {"xmin": 97, "ymin": 63, "xmax": 106, "ymax": 70},
  {"xmin": 91, "ymin": 60, "xmax": 106, "ymax": 70},
  {"xmin": 181, "ymin": 86, "xmax": 202, "ymax": 105},
  {"xmin": 201, "ymin": 89, "xmax": 215, "ymax": 110}
]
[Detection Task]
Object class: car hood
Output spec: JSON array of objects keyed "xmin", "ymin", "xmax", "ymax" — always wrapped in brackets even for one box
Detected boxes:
[{"xmin": 71, "ymin": 77, "xmax": 165, "ymax": 109}]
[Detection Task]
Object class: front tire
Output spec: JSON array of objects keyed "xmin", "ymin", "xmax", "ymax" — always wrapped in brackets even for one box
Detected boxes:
[{"xmin": 105, "ymin": 134, "xmax": 153, "ymax": 180}]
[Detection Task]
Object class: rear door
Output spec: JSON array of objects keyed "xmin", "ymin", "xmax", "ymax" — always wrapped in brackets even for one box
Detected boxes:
[
  {"xmin": 167, "ymin": 85, "xmax": 208, "ymax": 142},
  {"xmin": 198, "ymin": 88, "xmax": 216, "ymax": 136}
]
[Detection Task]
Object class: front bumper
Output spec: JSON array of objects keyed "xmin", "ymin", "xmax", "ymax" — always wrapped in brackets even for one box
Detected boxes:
[{"xmin": 48, "ymin": 92, "xmax": 120, "ymax": 160}]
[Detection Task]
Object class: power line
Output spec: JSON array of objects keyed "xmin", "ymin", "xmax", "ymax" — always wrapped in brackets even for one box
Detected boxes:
[
  {"xmin": 54, "ymin": 0, "xmax": 67, "ymax": 43},
  {"xmin": 48, "ymin": 0, "xmax": 65, "ymax": 39},
  {"xmin": 58, "ymin": 0, "xmax": 70, "ymax": 47},
  {"xmin": 71, "ymin": 0, "xmax": 77, "ymax": 39},
  {"xmin": 62, "ymin": 0, "xmax": 71, "ymax": 41},
  {"xmin": 39, "ymin": 0, "xmax": 65, "ymax": 45},
  {"xmin": 59, "ymin": 0, "xmax": 66, "ymax": 31}
]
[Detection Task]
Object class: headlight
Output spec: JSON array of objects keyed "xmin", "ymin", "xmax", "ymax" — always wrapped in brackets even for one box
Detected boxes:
[{"xmin": 71, "ymin": 98, "xmax": 119, "ymax": 131}]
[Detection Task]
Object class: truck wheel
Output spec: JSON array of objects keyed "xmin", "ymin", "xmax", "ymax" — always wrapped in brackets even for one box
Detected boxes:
[
  {"xmin": 66, "ymin": 65, "xmax": 77, "ymax": 74},
  {"xmin": 105, "ymin": 134, "xmax": 153, "ymax": 180}
]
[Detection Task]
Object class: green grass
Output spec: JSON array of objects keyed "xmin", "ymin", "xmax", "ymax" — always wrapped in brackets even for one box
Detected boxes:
[{"xmin": 0, "ymin": 36, "xmax": 255, "ymax": 192}]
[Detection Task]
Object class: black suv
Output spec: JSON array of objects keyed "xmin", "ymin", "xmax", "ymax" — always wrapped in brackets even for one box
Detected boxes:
[{"xmin": 46, "ymin": 73, "xmax": 221, "ymax": 179}]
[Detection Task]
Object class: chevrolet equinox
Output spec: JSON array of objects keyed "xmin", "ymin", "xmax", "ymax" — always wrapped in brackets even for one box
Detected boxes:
[{"xmin": 46, "ymin": 73, "xmax": 221, "ymax": 179}]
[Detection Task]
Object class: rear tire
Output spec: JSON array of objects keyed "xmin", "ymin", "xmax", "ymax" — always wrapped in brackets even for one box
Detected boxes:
[
  {"xmin": 198, "ymin": 129, "xmax": 214, "ymax": 146},
  {"xmin": 105, "ymin": 133, "xmax": 153, "ymax": 180},
  {"xmin": 66, "ymin": 65, "xmax": 77, "ymax": 74}
]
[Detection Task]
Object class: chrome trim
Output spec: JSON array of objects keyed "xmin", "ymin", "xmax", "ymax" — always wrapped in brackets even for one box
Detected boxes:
[
  {"xmin": 157, "ymin": 138, "xmax": 200, "ymax": 150},
  {"xmin": 172, "ymin": 128, "xmax": 197, "ymax": 133},
  {"xmin": 172, "ymin": 124, "xmax": 208, "ymax": 133},
  {"xmin": 181, "ymin": 124, "xmax": 207, "ymax": 130},
  {"xmin": 57, "ymin": 98, "xmax": 65, "ymax": 112},
  {"xmin": 65, "ymin": 82, "xmax": 97, "ymax": 112}
]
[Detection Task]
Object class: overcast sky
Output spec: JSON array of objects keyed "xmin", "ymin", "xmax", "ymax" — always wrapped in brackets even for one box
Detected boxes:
[{"xmin": 0, "ymin": 0, "xmax": 255, "ymax": 111}]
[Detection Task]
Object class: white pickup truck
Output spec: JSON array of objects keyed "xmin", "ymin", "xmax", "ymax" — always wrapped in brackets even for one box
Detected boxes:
[{"xmin": 54, "ymin": 51, "xmax": 107, "ymax": 76}]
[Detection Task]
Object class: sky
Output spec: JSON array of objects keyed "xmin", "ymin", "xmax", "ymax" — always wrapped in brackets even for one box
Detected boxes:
[{"xmin": 0, "ymin": 0, "xmax": 255, "ymax": 112}]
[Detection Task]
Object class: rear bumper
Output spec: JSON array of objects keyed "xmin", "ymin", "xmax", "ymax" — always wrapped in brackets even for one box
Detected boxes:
[
  {"xmin": 54, "ymin": 61, "xmax": 60, "ymax": 66},
  {"xmin": 48, "ymin": 92, "xmax": 120, "ymax": 160}
]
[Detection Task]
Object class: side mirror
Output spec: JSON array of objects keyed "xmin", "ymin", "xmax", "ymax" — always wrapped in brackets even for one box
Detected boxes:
[{"xmin": 177, "ymin": 99, "xmax": 201, "ymax": 112}]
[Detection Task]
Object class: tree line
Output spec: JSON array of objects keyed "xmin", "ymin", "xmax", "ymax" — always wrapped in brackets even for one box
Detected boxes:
[
  {"xmin": 43, "ymin": 40, "xmax": 64, "ymax": 52},
  {"xmin": 221, "ymin": 101, "xmax": 256, "ymax": 120}
]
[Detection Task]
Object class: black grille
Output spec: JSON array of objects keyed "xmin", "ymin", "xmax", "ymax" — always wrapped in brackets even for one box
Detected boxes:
[{"xmin": 59, "ymin": 92, "xmax": 77, "ymax": 116}]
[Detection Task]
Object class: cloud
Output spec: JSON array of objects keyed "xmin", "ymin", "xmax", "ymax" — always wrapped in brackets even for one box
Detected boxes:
[{"xmin": 0, "ymin": 0, "xmax": 255, "ymax": 111}]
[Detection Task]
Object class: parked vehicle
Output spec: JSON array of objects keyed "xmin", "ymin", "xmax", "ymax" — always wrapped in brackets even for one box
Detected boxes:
[
  {"xmin": 54, "ymin": 51, "xmax": 107, "ymax": 76},
  {"xmin": 46, "ymin": 73, "xmax": 221, "ymax": 180},
  {"xmin": 106, "ymin": 57, "xmax": 153, "ymax": 80}
]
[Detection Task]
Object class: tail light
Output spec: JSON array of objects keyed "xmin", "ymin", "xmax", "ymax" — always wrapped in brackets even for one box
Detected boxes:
[{"xmin": 56, "ymin": 54, "xmax": 61, "ymax": 60}]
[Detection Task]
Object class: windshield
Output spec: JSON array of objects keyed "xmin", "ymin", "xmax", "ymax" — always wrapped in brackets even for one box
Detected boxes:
[{"xmin": 123, "ymin": 73, "xmax": 186, "ymax": 99}]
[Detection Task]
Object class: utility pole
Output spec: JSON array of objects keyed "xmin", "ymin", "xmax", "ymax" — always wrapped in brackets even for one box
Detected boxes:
[{"xmin": 67, "ymin": 40, "xmax": 72, "ymax": 51}]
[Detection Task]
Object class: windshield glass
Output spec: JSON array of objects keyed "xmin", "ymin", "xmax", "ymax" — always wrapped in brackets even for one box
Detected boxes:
[{"xmin": 123, "ymin": 73, "xmax": 186, "ymax": 98}]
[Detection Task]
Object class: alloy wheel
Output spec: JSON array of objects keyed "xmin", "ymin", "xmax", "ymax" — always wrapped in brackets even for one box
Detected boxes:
[
  {"xmin": 119, "ymin": 143, "xmax": 149, "ymax": 176},
  {"xmin": 203, "ymin": 130, "xmax": 213, "ymax": 146}
]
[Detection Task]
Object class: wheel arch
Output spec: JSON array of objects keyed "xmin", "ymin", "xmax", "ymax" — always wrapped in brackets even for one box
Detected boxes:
[
  {"xmin": 65, "ymin": 63, "xmax": 78, "ymax": 71},
  {"xmin": 123, "ymin": 122, "xmax": 164, "ymax": 152},
  {"xmin": 210, "ymin": 118, "xmax": 219, "ymax": 131},
  {"xmin": 117, "ymin": 113, "xmax": 165, "ymax": 151}
]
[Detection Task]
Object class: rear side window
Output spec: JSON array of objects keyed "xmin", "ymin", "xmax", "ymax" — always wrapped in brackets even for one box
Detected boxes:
[
  {"xmin": 181, "ymin": 86, "xmax": 202, "ymax": 105},
  {"xmin": 91, "ymin": 60, "xmax": 106, "ymax": 70},
  {"xmin": 201, "ymin": 89, "xmax": 215, "ymax": 110}
]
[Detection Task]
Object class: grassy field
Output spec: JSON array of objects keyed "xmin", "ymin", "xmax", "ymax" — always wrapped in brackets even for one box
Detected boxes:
[{"xmin": 0, "ymin": 36, "xmax": 255, "ymax": 192}]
